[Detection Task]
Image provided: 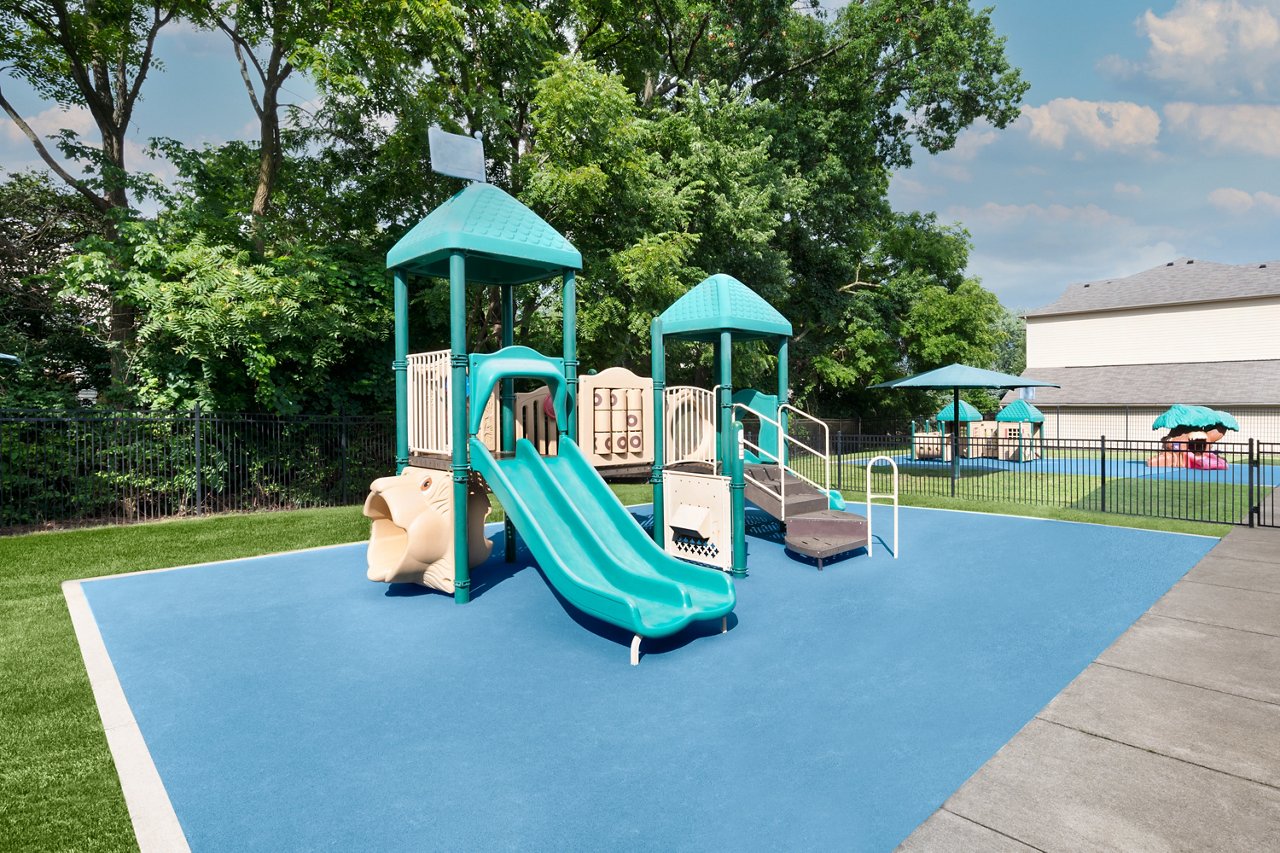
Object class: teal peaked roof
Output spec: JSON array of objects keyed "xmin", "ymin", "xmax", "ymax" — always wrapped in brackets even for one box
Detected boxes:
[
  {"xmin": 386, "ymin": 183, "xmax": 581, "ymax": 284},
  {"xmin": 655, "ymin": 274, "xmax": 792, "ymax": 342},
  {"xmin": 936, "ymin": 400, "xmax": 983, "ymax": 422},
  {"xmin": 996, "ymin": 399, "xmax": 1045, "ymax": 423}
]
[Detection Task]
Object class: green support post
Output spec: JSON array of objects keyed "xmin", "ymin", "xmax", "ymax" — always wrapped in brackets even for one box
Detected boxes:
[
  {"xmin": 501, "ymin": 283, "xmax": 516, "ymax": 562},
  {"xmin": 449, "ymin": 252, "xmax": 471, "ymax": 603},
  {"xmin": 718, "ymin": 330, "xmax": 733, "ymax": 473},
  {"xmin": 393, "ymin": 270, "xmax": 409, "ymax": 473},
  {"xmin": 650, "ymin": 319, "xmax": 665, "ymax": 545},
  {"xmin": 563, "ymin": 270, "xmax": 577, "ymax": 441},
  {"xmin": 730, "ymin": 420, "xmax": 747, "ymax": 577},
  {"xmin": 776, "ymin": 336, "xmax": 789, "ymax": 464}
]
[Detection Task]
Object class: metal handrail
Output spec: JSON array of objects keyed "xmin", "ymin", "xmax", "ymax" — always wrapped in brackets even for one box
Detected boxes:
[
  {"xmin": 779, "ymin": 403, "xmax": 830, "ymax": 495},
  {"xmin": 732, "ymin": 402, "xmax": 832, "ymax": 521},
  {"xmin": 865, "ymin": 454, "xmax": 899, "ymax": 559}
]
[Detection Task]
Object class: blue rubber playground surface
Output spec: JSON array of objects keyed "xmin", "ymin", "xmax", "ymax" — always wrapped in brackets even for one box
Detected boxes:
[
  {"xmin": 79, "ymin": 506, "xmax": 1216, "ymax": 851},
  {"xmin": 846, "ymin": 453, "xmax": 1280, "ymax": 485}
]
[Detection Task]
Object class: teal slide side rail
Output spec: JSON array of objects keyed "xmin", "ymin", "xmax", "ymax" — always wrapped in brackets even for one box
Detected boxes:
[
  {"xmin": 468, "ymin": 346, "xmax": 566, "ymax": 435},
  {"xmin": 733, "ymin": 389, "xmax": 780, "ymax": 461},
  {"xmin": 469, "ymin": 437, "xmax": 734, "ymax": 638}
]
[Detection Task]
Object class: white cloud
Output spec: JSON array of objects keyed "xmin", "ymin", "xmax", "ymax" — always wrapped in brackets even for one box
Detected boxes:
[
  {"xmin": 1208, "ymin": 186, "xmax": 1280, "ymax": 213},
  {"xmin": 948, "ymin": 124, "xmax": 998, "ymax": 161},
  {"xmin": 1, "ymin": 104, "xmax": 95, "ymax": 144},
  {"xmin": 1123, "ymin": 0, "xmax": 1280, "ymax": 98},
  {"xmin": 1164, "ymin": 102, "xmax": 1280, "ymax": 156},
  {"xmin": 3, "ymin": 104, "xmax": 175, "ymax": 184},
  {"xmin": 1113, "ymin": 181, "xmax": 1143, "ymax": 196},
  {"xmin": 1020, "ymin": 98, "xmax": 1161, "ymax": 151},
  {"xmin": 947, "ymin": 201, "xmax": 1181, "ymax": 308}
]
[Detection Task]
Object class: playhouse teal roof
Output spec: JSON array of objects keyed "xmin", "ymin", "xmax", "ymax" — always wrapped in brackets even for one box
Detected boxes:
[
  {"xmin": 996, "ymin": 399, "xmax": 1045, "ymax": 423},
  {"xmin": 386, "ymin": 183, "xmax": 581, "ymax": 285},
  {"xmin": 655, "ymin": 274, "xmax": 792, "ymax": 342},
  {"xmin": 936, "ymin": 400, "xmax": 983, "ymax": 422}
]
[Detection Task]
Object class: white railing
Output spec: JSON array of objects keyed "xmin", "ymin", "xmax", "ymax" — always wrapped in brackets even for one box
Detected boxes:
[
  {"xmin": 733, "ymin": 402, "xmax": 831, "ymax": 521},
  {"xmin": 408, "ymin": 349, "xmax": 451, "ymax": 455},
  {"xmin": 779, "ymin": 403, "xmax": 830, "ymax": 496},
  {"xmin": 664, "ymin": 386, "xmax": 718, "ymax": 468},
  {"xmin": 865, "ymin": 455, "xmax": 899, "ymax": 559}
]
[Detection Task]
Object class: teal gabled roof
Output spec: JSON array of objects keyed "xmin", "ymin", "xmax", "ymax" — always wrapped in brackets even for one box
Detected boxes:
[
  {"xmin": 996, "ymin": 399, "xmax": 1045, "ymax": 423},
  {"xmin": 655, "ymin": 274, "xmax": 792, "ymax": 342},
  {"xmin": 936, "ymin": 400, "xmax": 983, "ymax": 422},
  {"xmin": 386, "ymin": 183, "xmax": 581, "ymax": 284}
]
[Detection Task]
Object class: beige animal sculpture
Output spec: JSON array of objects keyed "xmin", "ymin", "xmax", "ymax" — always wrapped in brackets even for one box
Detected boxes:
[{"xmin": 363, "ymin": 468, "xmax": 492, "ymax": 592}]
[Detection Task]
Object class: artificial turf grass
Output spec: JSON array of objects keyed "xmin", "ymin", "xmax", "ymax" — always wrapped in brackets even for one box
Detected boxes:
[{"xmin": 0, "ymin": 487, "xmax": 656, "ymax": 853}]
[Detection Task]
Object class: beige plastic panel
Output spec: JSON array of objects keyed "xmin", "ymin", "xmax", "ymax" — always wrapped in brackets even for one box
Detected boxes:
[
  {"xmin": 578, "ymin": 367, "xmax": 654, "ymax": 468},
  {"xmin": 662, "ymin": 471, "xmax": 732, "ymax": 571},
  {"xmin": 363, "ymin": 468, "xmax": 492, "ymax": 592}
]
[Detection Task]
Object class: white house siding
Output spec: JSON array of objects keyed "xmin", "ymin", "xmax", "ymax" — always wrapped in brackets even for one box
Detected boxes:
[
  {"xmin": 1038, "ymin": 405, "xmax": 1280, "ymax": 445},
  {"xmin": 1026, "ymin": 297, "xmax": 1280, "ymax": 369}
]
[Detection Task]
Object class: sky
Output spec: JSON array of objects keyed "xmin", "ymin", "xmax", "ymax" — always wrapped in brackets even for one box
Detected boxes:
[
  {"xmin": 889, "ymin": 0, "xmax": 1280, "ymax": 310},
  {"xmin": 3, "ymin": 2, "xmax": 1279, "ymax": 312}
]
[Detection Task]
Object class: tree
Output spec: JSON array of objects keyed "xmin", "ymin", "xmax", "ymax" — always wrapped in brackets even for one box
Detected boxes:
[
  {"xmin": 0, "ymin": 171, "xmax": 109, "ymax": 407},
  {"xmin": 0, "ymin": 0, "xmax": 188, "ymax": 385}
]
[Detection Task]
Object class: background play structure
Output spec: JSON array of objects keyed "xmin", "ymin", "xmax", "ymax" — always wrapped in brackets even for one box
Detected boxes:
[{"xmin": 362, "ymin": 137, "xmax": 889, "ymax": 663}]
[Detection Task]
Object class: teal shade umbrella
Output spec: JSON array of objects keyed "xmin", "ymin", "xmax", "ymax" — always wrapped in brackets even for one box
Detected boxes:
[
  {"xmin": 936, "ymin": 400, "xmax": 983, "ymax": 422},
  {"xmin": 871, "ymin": 364, "xmax": 1060, "ymax": 495},
  {"xmin": 1152, "ymin": 404, "xmax": 1239, "ymax": 433}
]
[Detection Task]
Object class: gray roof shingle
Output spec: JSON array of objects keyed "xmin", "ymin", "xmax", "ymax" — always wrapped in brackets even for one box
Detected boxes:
[
  {"xmin": 1002, "ymin": 360, "xmax": 1280, "ymax": 406},
  {"xmin": 1026, "ymin": 258, "xmax": 1280, "ymax": 317}
]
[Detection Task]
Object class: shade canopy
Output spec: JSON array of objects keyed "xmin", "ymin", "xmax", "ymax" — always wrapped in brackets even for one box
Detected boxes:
[
  {"xmin": 1152, "ymin": 404, "xmax": 1239, "ymax": 432},
  {"xmin": 936, "ymin": 400, "xmax": 983, "ymax": 423},
  {"xmin": 871, "ymin": 363, "xmax": 1061, "ymax": 390},
  {"xmin": 996, "ymin": 399, "xmax": 1045, "ymax": 423},
  {"xmin": 386, "ymin": 182, "xmax": 582, "ymax": 284},
  {"xmin": 656, "ymin": 274, "xmax": 792, "ymax": 342}
]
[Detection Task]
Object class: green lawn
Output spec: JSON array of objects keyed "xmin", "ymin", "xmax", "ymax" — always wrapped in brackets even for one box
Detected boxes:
[
  {"xmin": 0, "ymin": 485, "xmax": 656, "ymax": 853},
  {"xmin": 0, "ymin": 484, "xmax": 1226, "ymax": 851}
]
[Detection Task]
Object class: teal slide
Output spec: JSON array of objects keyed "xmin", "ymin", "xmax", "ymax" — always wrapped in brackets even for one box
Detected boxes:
[{"xmin": 469, "ymin": 436, "xmax": 736, "ymax": 641}]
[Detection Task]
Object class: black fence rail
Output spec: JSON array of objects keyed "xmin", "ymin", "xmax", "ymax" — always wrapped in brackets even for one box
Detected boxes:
[
  {"xmin": 829, "ymin": 434, "xmax": 1279, "ymax": 528},
  {"xmin": 1, "ymin": 408, "xmax": 394, "ymax": 534}
]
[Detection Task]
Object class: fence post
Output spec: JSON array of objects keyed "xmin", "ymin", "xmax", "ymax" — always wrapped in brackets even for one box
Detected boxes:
[
  {"xmin": 340, "ymin": 407, "xmax": 350, "ymax": 506},
  {"xmin": 836, "ymin": 430, "xmax": 843, "ymax": 491},
  {"xmin": 1248, "ymin": 438, "xmax": 1256, "ymax": 528},
  {"xmin": 1099, "ymin": 434, "xmax": 1106, "ymax": 514},
  {"xmin": 193, "ymin": 402, "xmax": 203, "ymax": 516}
]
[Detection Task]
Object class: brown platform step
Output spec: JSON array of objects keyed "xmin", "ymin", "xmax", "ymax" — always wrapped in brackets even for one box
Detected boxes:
[
  {"xmin": 785, "ymin": 509, "xmax": 867, "ymax": 539},
  {"xmin": 783, "ymin": 533, "xmax": 868, "ymax": 570},
  {"xmin": 743, "ymin": 464, "xmax": 831, "ymax": 520}
]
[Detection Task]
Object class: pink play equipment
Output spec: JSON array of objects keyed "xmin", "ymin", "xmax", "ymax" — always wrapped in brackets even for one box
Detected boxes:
[{"xmin": 1146, "ymin": 404, "xmax": 1238, "ymax": 469}]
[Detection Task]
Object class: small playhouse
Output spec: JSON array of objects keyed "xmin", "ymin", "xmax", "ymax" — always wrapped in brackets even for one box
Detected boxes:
[{"xmin": 912, "ymin": 398, "xmax": 1045, "ymax": 462}]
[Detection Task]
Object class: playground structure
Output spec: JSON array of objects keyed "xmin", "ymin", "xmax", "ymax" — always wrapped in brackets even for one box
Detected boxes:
[
  {"xmin": 359, "ymin": 135, "xmax": 893, "ymax": 662},
  {"xmin": 650, "ymin": 274, "xmax": 875, "ymax": 574},
  {"xmin": 911, "ymin": 398, "xmax": 1045, "ymax": 462},
  {"xmin": 370, "ymin": 174, "xmax": 734, "ymax": 663},
  {"xmin": 1147, "ymin": 404, "xmax": 1238, "ymax": 469}
]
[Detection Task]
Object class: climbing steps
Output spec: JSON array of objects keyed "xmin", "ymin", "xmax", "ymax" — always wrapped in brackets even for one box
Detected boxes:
[{"xmin": 744, "ymin": 464, "xmax": 869, "ymax": 569}]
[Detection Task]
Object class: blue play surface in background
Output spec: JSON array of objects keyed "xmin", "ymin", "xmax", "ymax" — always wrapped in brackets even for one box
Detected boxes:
[
  {"xmin": 845, "ymin": 453, "xmax": 1280, "ymax": 485},
  {"xmin": 82, "ymin": 506, "xmax": 1215, "ymax": 851}
]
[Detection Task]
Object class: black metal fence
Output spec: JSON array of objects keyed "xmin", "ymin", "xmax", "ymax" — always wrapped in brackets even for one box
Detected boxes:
[
  {"xmin": 815, "ymin": 433, "xmax": 1280, "ymax": 528},
  {"xmin": 1, "ymin": 407, "xmax": 395, "ymax": 534}
]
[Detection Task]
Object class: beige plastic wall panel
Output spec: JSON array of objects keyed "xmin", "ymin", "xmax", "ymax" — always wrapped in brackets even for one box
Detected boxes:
[
  {"xmin": 579, "ymin": 368, "xmax": 654, "ymax": 467},
  {"xmin": 1026, "ymin": 298, "xmax": 1280, "ymax": 369},
  {"xmin": 512, "ymin": 386, "xmax": 558, "ymax": 455},
  {"xmin": 363, "ymin": 469, "xmax": 492, "ymax": 591},
  {"xmin": 408, "ymin": 350, "xmax": 452, "ymax": 455},
  {"xmin": 664, "ymin": 386, "xmax": 718, "ymax": 467},
  {"xmin": 662, "ymin": 471, "xmax": 732, "ymax": 570},
  {"xmin": 913, "ymin": 432, "xmax": 952, "ymax": 461}
]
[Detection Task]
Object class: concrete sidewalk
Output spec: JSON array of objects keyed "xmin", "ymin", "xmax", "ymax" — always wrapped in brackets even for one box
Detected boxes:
[{"xmin": 899, "ymin": 522, "xmax": 1280, "ymax": 852}]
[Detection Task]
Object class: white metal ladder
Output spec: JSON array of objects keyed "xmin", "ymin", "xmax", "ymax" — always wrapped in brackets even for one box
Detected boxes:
[{"xmin": 865, "ymin": 455, "xmax": 899, "ymax": 558}]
